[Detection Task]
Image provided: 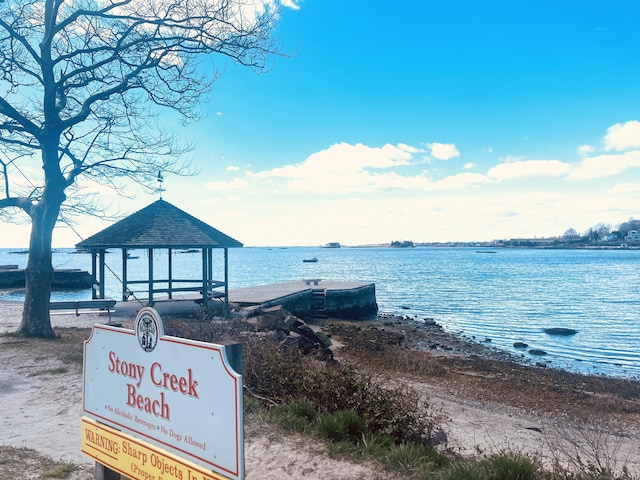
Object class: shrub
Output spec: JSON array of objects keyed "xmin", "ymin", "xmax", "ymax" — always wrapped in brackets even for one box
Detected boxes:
[
  {"xmin": 242, "ymin": 335, "xmax": 440, "ymax": 444},
  {"xmin": 356, "ymin": 379, "xmax": 436, "ymax": 444},
  {"xmin": 383, "ymin": 441, "xmax": 446, "ymax": 475},
  {"xmin": 264, "ymin": 400, "xmax": 317, "ymax": 433},
  {"xmin": 437, "ymin": 460, "xmax": 489, "ymax": 480},
  {"xmin": 480, "ymin": 452, "xmax": 539, "ymax": 480},
  {"xmin": 315, "ymin": 410, "xmax": 368, "ymax": 443}
]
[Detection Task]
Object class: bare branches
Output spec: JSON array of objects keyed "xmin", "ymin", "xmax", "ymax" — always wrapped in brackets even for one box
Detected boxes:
[
  {"xmin": 0, "ymin": 0, "xmax": 280, "ymax": 224},
  {"xmin": 0, "ymin": 196, "xmax": 34, "ymax": 215},
  {"xmin": 0, "ymin": 99, "xmax": 41, "ymax": 137}
]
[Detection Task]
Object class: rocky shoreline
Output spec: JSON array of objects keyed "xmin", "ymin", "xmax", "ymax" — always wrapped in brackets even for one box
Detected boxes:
[
  {"xmin": 362, "ymin": 313, "xmax": 640, "ymax": 381},
  {"xmin": 375, "ymin": 312, "xmax": 519, "ymax": 361},
  {"xmin": 323, "ymin": 312, "xmax": 640, "ymax": 427},
  {"xmin": 218, "ymin": 304, "xmax": 640, "ymax": 429}
]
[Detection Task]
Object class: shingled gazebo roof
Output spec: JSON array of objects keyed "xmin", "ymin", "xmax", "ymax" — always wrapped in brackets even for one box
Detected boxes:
[{"xmin": 76, "ymin": 199, "xmax": 243, "ymax": 250}]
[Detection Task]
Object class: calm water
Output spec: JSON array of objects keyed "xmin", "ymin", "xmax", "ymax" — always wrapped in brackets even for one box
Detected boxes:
[{"xmin": 1, "ymin": 246, "xmax": 639, "ymax": 379}]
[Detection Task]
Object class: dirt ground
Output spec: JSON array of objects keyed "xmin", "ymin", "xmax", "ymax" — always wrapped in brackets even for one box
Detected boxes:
[{"xmin": 1, "ymin": 303, "xmax": 639, "ymax": 479}]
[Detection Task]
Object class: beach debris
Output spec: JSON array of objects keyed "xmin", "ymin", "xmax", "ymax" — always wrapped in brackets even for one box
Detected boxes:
[
  {"xmin": 427, "ymin": 429, "xmax": 448, "ymax": 446},
  {"xmin": 247, "ymin": 305, "xmax": 333, "ymax": 359},
  {"xmin": 525, "ymin": 426, "xmax": 543, "ymax": 433}
]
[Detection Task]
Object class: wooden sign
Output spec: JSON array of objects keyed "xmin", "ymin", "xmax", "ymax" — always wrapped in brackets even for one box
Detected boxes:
[
  {"xmin": 82, "ymin": 417, "xmax": 229, "ymax": 480},
  {"xmin": 83, "ymin": 308, "xmax": 244, "ymax": 479}
]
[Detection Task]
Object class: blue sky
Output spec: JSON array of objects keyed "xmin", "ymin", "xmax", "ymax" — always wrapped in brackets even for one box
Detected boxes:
[{"xmin": 4, "ymin": 0, "xmax": 640, "ymax": 247}]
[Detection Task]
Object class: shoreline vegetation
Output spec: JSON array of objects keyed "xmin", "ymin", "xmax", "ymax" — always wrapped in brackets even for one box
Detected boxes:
[
  {"xmin": 241, "ymin": 311, "xmax": 640, "ymax": 479},
  {"xmin": 163, "ymin": 309, "xmax": 640, "ymax": 479},
  {"xmin": 1, "ymin": 308, "xmax": 639, "ymax": 479}
]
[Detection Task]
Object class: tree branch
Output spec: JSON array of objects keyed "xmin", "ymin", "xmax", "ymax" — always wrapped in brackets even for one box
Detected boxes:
[{"xmin": 0, "ymin": 196, "xmax": 34, "ymax": 216}]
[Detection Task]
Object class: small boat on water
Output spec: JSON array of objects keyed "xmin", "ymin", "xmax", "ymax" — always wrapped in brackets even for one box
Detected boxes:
[{"xmin": 302, "ymin": 257, "xmax": 318, "ymax": 263}]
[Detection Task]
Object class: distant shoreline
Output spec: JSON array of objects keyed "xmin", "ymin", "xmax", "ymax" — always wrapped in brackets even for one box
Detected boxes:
[{"xmin": 1, "ymin": 244, "xmax": 639, "ymax": 250}]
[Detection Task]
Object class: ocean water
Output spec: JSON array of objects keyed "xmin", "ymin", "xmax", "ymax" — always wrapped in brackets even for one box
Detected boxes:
[{"xmin": 1, "ymin": 246, "xmax": 639, "ymax": 379}]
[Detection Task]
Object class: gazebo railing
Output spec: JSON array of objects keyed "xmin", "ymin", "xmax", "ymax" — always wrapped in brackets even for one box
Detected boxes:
[{"xmin": 122, "ymin": 278, "xmax": 225, "ymax": 302}]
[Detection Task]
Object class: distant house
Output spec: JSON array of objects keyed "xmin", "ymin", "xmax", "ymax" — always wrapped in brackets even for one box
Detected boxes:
[{"xmin": 625, "ymin": 230, "xmax": 640, "ymax": 242}]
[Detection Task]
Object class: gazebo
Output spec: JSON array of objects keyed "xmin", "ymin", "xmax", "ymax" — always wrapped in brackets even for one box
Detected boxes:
[{"xmin": 75, "ymin": 199, "xmax": 243, "ymax": 310}]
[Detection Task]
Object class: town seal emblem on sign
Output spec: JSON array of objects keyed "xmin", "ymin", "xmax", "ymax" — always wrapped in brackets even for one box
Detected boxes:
[{"xmin": 134, "ymin": 307, "xmax": 163, "ymax": 352}]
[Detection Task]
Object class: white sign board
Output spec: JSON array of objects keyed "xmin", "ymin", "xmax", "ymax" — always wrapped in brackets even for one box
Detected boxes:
[{"xmin": 83, "ymin": 308, "xmax": 244, "ymax": 480}]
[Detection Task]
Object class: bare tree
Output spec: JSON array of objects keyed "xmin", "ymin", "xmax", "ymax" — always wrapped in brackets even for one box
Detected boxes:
[
  {"xmin": 562, "ymin": 227, "xmax": 579, "ymax": 238},
  {"xmin": 591, "ymin": 222, "xmax": 611, "ymax": 241},
  {"xmin": 0, "ymin": 0, "xmax": 280, "ymax": 337}
]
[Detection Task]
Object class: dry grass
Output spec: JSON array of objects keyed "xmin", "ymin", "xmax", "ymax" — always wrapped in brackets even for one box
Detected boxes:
[{"xmin": 0, "ymin": 446, "xmax": 90, "ymax": 480}]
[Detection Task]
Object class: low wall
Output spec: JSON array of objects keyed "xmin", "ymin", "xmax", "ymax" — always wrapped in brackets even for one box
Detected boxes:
[
  {"xmin": 260, "ymin": 290, "xmax": 313, "ymax": 316},
  {"xmin": 246, "ymin": 282, "xmax": 378, "ymax": 321},
  {"xmin": 324, "ymin": 283, "xmax": 378, "ymax": 320}
]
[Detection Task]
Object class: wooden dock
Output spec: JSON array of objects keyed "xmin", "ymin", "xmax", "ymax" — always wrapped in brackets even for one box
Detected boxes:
[{"xmin": 112, "ymin": 280, "xmax": 378, "ymax": 321}]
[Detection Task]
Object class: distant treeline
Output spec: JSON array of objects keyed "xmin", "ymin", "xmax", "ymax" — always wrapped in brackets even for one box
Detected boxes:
[
  {"xmin": 390, "ymin": 240, "xmax": 415, "ymax": 248},
  {"xmin": 389, "ymin": 217, "xmax": 640, "ymax": 248},
  {"xmin": 559, "ymin": 217, "xmax": 640, "ymax": 243}
]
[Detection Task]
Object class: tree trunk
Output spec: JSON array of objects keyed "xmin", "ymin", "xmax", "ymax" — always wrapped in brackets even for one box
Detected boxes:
[{"xmin": 17, "ymin": 188, "xmax": 64, "ymax": 338}]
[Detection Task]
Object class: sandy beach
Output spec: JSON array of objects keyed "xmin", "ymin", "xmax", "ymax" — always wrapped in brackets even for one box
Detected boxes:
[{"xmin": 1, "ymin": 300, "xmax": 639, "ymax": 479}]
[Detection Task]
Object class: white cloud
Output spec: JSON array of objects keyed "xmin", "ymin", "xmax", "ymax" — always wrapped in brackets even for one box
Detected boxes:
[
  {"xmin": 247, "ymin": 142, "xmax": 422, "ymax": 193},
  {"xmin": 226, "ymin": 165, "xmax": 240, "ymax": 171},
  {"xmin": 487, "ymin": 159, "xmax": 571, "ymax": 181},
  {"xmin": 280, "ymin": 0, "xmax": 301, "ymax": 9},
  {"xmin": 604, "ymin": 120, "xmax": 640, "ymax": 151},
  {"xmin": 396, "ymin": 143, "xmax": 423, "ymax": 154},
  {"xmin": 250, "ymin": 142, "xmax": 415, "ymax": 178},
  {"xmin": 205, "ymin": 178, "xmax": 249, "ymax": 190},
  {"xmin": 429, "ymin": 172, "xmax": 491, "ymax": 190},
  {"xmin": 463, "ymin": 162, "xmax": 475, "ymax": 170},
  {"xmin": 577, "ymin": 144, "xmax": 595, "ymax": 155},
  {"xmin": 286, "ymin": 171, "xmax": 431, "ymax": 194},
  {"xmin": 608, "ymin": 183, "xmax": 640, "ymax": 194},
  {"xmin": 427, "ymin": 142, "xmax": 460, "ymax": 160},
  {"xmin": 569, "ymin": 150, "xmax": 640, "ymax": 180}
]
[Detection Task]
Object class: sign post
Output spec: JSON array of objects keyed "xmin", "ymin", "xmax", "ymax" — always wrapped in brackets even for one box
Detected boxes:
[{"xmin": 82, "ymin": 308, "xmax": 244, "ymax": 480}]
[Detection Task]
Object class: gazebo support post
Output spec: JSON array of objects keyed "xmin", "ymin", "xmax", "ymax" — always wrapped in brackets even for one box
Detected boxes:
[
  {"xmin": 207, "ymin": 248, "xmax": 213, "ymax": 297},
  {"xmin": 168, "ymin": 248, "xmax": 173, "ymax": 300},
  {"xmin": 147, "ymin": 248, "xmax": 154, "ymax": 306},
  {"xmin": 98, "ymin": 250, "xmax": 106, "ymax": 300},
  {"xmin": 90, "ymin": 251, "xmax": 97, "ymax": 300},
  {"xmin": 121, "ymin": 249, "xmax": 128, "ymax": 301},
  {"xmin": 224, "ymin": 248, "xmax": 229, "ymax": 313},
  {"xmin": 201, "ymin": 248, "xmax": 208, "ymax": 309}
]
